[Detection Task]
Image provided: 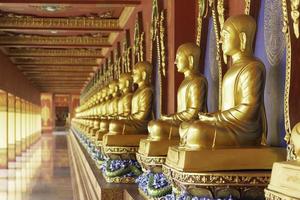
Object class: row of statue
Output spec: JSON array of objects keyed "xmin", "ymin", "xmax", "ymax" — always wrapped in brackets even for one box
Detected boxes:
[
  {"xmin": 71, "ymin": 14, "xmax": 299, "ymax": 199},
  {"xmin": 74, "ymin": 14, "xmax": 269, "ymax": 154}
]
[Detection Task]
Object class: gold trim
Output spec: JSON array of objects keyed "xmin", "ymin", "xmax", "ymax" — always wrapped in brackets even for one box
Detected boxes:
[
  {"xmin": 244, "ymin": 0, "xmax": 251, "ymax": 15},
  {"xmin": 108, "ymin": 32, "xmax": 119, "ymax": 44},
  {"xmin": 211, "ymin": 1, "xmax": 224, "ymax": 110},
  {"xmin": 12, "ymin": 57, "xmax": 100, "ymax": 65},
  {"xmin": 103, "ymin": 146, "xmax": 138, "ymax": 154},
  {"xmin": 119, "ymin": 7, "xmax": 135, "ymax": 28},
  {"xmin": 265, "ymin": 188, "xmax": 298, "ymax": 200},
  {"xmin": 136, "ymin": 153, "xmax": 166, "ymax": 171},
  {"xmin": 6, "ymin": 48, "xmax": 103, "ymax": 57},
  {"xmin": 196, "ymin": 0, "xmax": 207, "ymax": 46},
  {"xmin": 0, "ymin": 35, "xmax": 110, "ymax": 46},
  {"xmin": 0, "ymin": 12, "xmax": 120, "ymax": 30},
  {"xmin": 103, "ymin": 174, "xmax": 136, "ymax": 184},
  {"xmin": 282, "ymin": 0, "xmax": 293, "ymax": 152}
]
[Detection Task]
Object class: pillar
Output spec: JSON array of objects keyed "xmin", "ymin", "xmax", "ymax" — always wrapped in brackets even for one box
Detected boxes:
[
  {"xmin": 0, "ymin": 90, "xmax": 8, "ymax": 168},
  {"xmin": 8, "ymin": 93, "xmax": 16, "ymax": 162}
]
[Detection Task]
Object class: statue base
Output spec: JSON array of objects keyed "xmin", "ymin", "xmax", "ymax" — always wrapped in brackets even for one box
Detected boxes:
[
  {"xmin": 136, "ymin": 152, "xmax": 165, "ymax": 172},
  {"xmin": 162, "ymin": 164, "xmax": 270, "ymax": 199},
  {"xmin": 138, "ymin": 139, "xmax": 179, "ymax": 156},
  {"xmin": 103, "ymin": 134, "xmax": 147, "ymax": 147},
  {"xmin": 265, "ymin": 161, "xmax": 300, "ymax": 200},
  {"xmin": 166, "ymin": 146, "xmax": 286, "ymax": 172},
  {"xmin": 102, "ymin": 134, "xmax": 147, "ymax": 159}
]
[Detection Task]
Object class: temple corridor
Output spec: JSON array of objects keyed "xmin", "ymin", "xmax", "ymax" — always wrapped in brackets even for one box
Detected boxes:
[
  {"xmin": 0, "ymin": 0, "xmax": 299, "ymax": 199},
  {"xmin": 0, "ymin": 133, "xmax": 73, "ymax": 200}
]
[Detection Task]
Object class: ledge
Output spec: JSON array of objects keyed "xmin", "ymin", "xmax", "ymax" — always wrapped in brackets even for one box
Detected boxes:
[{"xmin": 67, "ymin": 129, "xmax": 144, "ymax": 200}]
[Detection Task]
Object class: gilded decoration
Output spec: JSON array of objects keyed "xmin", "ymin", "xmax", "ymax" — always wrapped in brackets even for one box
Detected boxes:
[
  {"xmin": 264, "ymin": 0, "xmax": 285, "ymax": 66},
  {"xmin": 5, "ymin": 48, "xmax": 103, "ymax": 57},
  {"xmin": 265, "ymin": 189, "xmax": 296, "ymax": 200},
  {"xmin": 210, "ymin": 0, "xmax": 224, "ymax": 109},
  {"xmin": 150, "ymin": 0, "xmax": 167, "ymax": 116},
  {"xmin": 281, "ymin": 0, "xmax": 293, "ymax": 160},
  {"xmin": 12, "ymin": 57, "xmax": 100, "ymax": 65},
  {"xmin": 0, "ymin": 12, "xmax": 120, "ymax": 30},
  {"xmin": 244, "ymin": 0, "xmax": 252, "ymax": 15},
  {"xmin": 136, "ymin": 153, "xmax": 166, "ymax": 171},
  {"xmin": 162, "ymin": 165, "xmax": 270, "ymax": 186},
  {"xmin": 162, "ymin": 164, "xmax": 269, "ymax": 199},
  {"xmin": 196, "ymin": 0, "xmax": 207, "ymax": 46},
  {"xmin": 133, "ymin": 14, "xmax": 145, "ymax": 64},
  {"xmin": 0, "ymin": 35, "xmax": 110, "ymax": 46},
  {"xmin": 103, "ymin": 146, "xmax": 138, "ymax": 154}
]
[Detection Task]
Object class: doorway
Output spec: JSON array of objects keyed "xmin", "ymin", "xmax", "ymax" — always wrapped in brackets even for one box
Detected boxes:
[{"xmin": 55, "ymin": 106, "xmax": 69, "ymax": 130}]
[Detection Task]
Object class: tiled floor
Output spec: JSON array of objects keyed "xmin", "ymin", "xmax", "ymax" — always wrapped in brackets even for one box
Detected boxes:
[{"xmin": 0, "ymin": 132, "xmax": 73, "ymax": 200}]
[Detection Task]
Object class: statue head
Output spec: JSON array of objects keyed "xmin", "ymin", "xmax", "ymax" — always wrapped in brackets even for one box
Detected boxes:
[
  {"xmin": 175, "ymin": 43, "xmax": 200, "ymax": 74},
  {"xmin": 108, "ymin": 80, "xmax": 119, "ymax": 96},
  {"xmin": 119, "ymin": 73, "xmax": 133, "ymax": 91},
  {"xmin": 132, "ymin": 61, "xmax": 152, "ymax": 85},
  {"xmin": 221, "ymin": 14, "xmax": 256, "ymax": 57},
  {"xmin": 291, "ymin": 122, "xmax": 300, "ymax": 160}
]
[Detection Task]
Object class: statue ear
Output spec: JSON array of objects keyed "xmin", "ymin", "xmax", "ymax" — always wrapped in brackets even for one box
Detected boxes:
[
  {"xmin": 125, "ymin": 80, "xmax": 129, "ymax": 87},
  {"xmin": 142, "ymin": 71, "xmax": 147, "ymax": 80},
  {"xmin": 188, "ymin": 55, "xmax": 194, "ymax": 69},
  {"xmin": 239, "ymin": 32, "xmax": 247, "ymax": 52}
]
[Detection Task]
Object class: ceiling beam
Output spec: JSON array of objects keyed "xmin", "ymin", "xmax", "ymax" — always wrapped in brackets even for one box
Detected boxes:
[{"xmin": 0, "ymin": 1, "xmax": 140, "ymax": 5}]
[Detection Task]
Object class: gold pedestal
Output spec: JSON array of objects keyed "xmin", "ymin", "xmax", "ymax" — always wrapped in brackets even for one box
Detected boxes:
[
  {"xmin": 265, "ymin": 161, "xmax": 300, "ymax": 200},
  {"xmin": 136, "ymin": 152, "xmax": 166, "ymax": 172},
  {"xmin": 163, "ymin": 164, "xmax": 270, "ymax": 199},
  {"xmin": 137, "ymin": 139, "xmax": 178, "ymax": 171},
  {"xmin": 103, "ymin": 134, "xmax": 147, "ymax": 147},
  {"xmin": 138, "ymin": 139, "xmax": 179, "ymax": 156},
  {"xmin": 166, "ymin": 146, "xmax": 286, "ymax": 172}
]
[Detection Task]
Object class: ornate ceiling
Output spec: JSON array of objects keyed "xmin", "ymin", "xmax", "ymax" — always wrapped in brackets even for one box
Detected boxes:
[{"xmin": 0, "ymin": 0, "xmax": 140, "ymax": 94}]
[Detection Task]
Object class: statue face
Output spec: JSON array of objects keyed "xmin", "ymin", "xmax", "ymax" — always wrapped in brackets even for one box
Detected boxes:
[
  {"xmin": 119, "ymin": 78, "xmax": 126, "ymax": 90},
  {"xmin": 175, "ymin": 51, "xmax": 189, "ymax": 73},
  {"xmin": 220, "ymin": 26, "xmax": 240, "ymax": 56},
  {"xmin": 133, "ymin": 68, "xmax": 143, "ymax": 84}
]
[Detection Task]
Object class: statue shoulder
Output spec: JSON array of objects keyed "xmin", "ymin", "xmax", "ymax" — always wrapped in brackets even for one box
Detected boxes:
[
  {"xmin": 240, "ymin": 58, "xmax": 266, "ymax": 76},
  {"xmin": 190, "ymin": 74, "xmax": 208, "ymax": 87}
]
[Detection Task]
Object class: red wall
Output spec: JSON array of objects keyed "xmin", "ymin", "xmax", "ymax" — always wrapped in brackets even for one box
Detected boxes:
[{"xmin": 0, "ymin": 51, "xmax": 40, "ymax": 105}]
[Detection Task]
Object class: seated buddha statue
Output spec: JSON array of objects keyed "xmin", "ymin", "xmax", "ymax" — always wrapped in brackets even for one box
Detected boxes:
[
  {"xmin": 117, "ymin": 73, "xmax": 133, "ymax": 119},
  {"xmin": 291, "ymin": 122, "xmax": 300, "ymax": 160},
  {"xmin": 97, "ymin": 81, "xmax": 120, "ymax": 139},
  {"xmin": 95, "ymin": 86, "xmax": 109, "ymax": 141},
  {"xmin": 90, "ymin": 90, "xmax": 105, "ymax": 140},
  {"xmin": 166, "ymin": 15, "xmax": 286, "ymax": 171},
  {"xmin": 102, "ymin": 61, "xmax": 153, "ymax": 147},
  {"xmin": 139, "ymin": 43, "xmax": 208, "ymax": 156},
  {"xmin": 180, "ymin": 15, "xmax": 266, "ymax": 149}
]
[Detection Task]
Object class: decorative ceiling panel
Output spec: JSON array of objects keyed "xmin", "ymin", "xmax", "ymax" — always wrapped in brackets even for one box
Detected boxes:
[
  {"xmin": 5, "ymin": 48, "xmax": 103, "ymax": 57},
  {"xmin": 11, "ymin": 57, "xmax": 101, "ymax": 65},
  {"xmin": 0, "ymin": 1, "xmax": 140, "ymax": 93}
]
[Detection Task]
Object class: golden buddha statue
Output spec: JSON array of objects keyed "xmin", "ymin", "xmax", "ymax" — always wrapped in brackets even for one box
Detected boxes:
[
  {"xmin": 117, "ymin": 73, "xmax": 133, "ymax": 119},
  {"xmin": 103, "ymin": 61, "xmax": 153, "ymax": 147},
  {"xmin": 97, "ymin": 81, "xmax": 120, "ymax": 139},
  {"xmin": 180, "ymin": 15, "xmax": 267, "ymax": 149},
  {"xmin": 265, "ymin": 123, "xmax": 300, "ymax": 199},
  {"xmin": 166, "ymin": 15, "xmax": 286, "ymax": 172},
  {"xmin": 95, "ymin": 86, "xmax": 110, "ymax": 141},
  {"xmin": 139, "ymin": 43, "xmax": 208, "ymax": 156}
]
